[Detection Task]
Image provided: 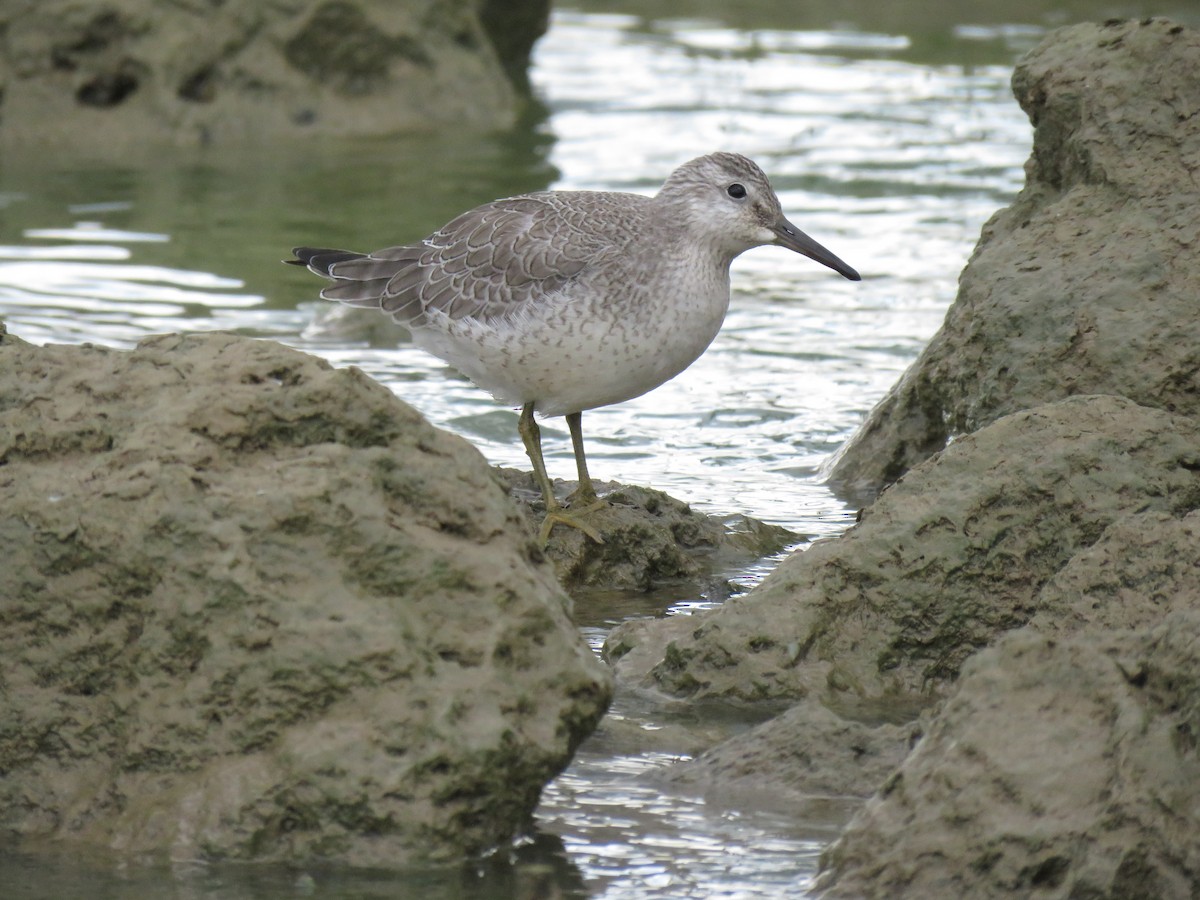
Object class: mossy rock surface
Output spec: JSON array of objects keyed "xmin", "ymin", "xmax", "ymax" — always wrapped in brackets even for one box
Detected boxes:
[{"xmin": 0, "ymin": 329, "xmax": 610, "ymax": 866}]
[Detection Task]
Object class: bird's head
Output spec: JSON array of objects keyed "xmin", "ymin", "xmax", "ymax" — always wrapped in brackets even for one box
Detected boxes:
[{"xmin": 657, "ymin": 152, "xmax": 860, "ymax": 281}]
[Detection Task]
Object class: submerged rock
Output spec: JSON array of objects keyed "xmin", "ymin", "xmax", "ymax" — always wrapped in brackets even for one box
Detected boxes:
[
  {"xmin": 0, "ymin": 0, "xmax": 548, "ymax": 150},
  {"xmin": 816, "ymin": 615, "xmax": 1200, "ymax": 898},
  {"xmin": 828, "ymin": 18, "xmax": 1200, "ymax": 502},
  {"xmin": 0, "ymin": 330, "xmax": 610, "ymax": 866}
]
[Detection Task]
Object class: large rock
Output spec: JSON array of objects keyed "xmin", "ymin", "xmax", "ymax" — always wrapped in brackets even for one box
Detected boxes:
[
  {"xmin": 828, "ymin": 18, "xmax": 1200, "ymax": 501},
  {"xmin": 624, "ymin": 461, "xmax": 1200, "ymax": 811},
  {"xmin": 606, "ymin": 395, "xmax": 1200, "ymax": 706},
  {"xmin": 816, "ymin": 615, "xmax": 1200, "ymax": 898},
  {"xmin": 0, "ymin": 0, "xmax": 549, "ymax": 150},
  {"xmin": 0, "ymin": 329, "xmax": 611, "ymax": 866}
]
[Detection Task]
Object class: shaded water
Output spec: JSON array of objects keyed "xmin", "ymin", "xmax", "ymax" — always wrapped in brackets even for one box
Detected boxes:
[{"xmin": 3, "ymin": 2, "xmax": 1195, "ymax": 897}]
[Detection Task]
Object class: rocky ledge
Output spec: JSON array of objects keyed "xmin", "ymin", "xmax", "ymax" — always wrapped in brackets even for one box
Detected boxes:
[{"xmin": 499, "ymin": 467, "xmax": 796, "ymax": 594}]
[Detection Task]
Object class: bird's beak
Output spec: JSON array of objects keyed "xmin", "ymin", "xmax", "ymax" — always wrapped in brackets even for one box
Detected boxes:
[{"xmin": 773, "ymin": 217, "xmax": 861, "ymax": 281}]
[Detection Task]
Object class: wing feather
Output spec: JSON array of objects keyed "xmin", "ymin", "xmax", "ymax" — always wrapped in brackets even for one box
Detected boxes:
[
  {"xmin": 320, "ymin": 277, "xmax": 393, "ymax": 306},
  {"xmin": 294, "ymin": 191, "xmax": 647, "ymax": 326}
]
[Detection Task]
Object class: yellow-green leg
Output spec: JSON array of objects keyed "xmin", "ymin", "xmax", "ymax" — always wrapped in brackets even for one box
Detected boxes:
[
  {"xmin": 518, "ymin": 403, "xmax": 604, "ymax": 544},
  {"xmin": 566, "ymin": 411, "xmax": 609, "ymax": 517}
]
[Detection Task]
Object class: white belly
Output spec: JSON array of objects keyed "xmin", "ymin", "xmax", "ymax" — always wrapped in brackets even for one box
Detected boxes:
[{"xmin": 414, "ymin": 274, "xmax": 732, "ymax": 417}]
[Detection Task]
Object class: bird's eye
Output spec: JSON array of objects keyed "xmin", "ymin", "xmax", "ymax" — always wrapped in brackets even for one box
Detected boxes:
[{"xmin": 726, "ymin": 183, "xmax": 747, "ymax": 199}]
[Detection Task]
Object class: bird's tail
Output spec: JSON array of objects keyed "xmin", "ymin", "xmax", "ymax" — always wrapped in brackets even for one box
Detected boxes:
[{"xmin": 287, "ymin": 247, "xmax": 367, "ymax": 277}]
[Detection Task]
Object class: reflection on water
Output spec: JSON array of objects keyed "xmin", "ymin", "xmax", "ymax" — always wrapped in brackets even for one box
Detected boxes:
[
  {"xmin": 540, "ymin": 752, "xmax": 838, "ymax": 899},
  {"xmin": 0, "ymin": 837, "xmax": 592, "ymax": 900},
  {"xmin": 4, "ymin": 1, "xmax": 1174, "ymax": 896}
]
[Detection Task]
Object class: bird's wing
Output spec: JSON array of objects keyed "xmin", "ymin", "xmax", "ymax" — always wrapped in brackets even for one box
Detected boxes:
[{"xmin": 313, "ymin": 192, "xmax": 645, "ymax": 325}]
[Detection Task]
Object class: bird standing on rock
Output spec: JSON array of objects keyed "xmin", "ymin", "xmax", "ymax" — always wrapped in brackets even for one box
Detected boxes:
[{"xmin": 290, "ymin": 152, "xmax": 860, "ymax": 543}]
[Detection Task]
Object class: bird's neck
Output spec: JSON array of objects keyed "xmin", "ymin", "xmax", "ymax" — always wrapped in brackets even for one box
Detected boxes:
[{"xmin": 644, "ymin": 202, "xmax": 742, "ymax": 272}]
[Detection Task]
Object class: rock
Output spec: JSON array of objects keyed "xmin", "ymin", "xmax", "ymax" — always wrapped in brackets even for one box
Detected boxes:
[
  {"xmin": 816, "ymin": 615, "xmax": 1200, "ymax": 899},
  {"xmin": 828, "ymin": 18, "xmax": 1200, "ymax": 501},
  {"xmin": 604, "ymin": 614, "xmax": 699, "ymax": 685},
  {"xmin": 606, "ymin": 395, "xmax": 1200, "ymax": 705},
  {"xmin": 663, "ymin": 701, "xmax": 920, "ymax": 810},
  {"xmin": 0, "ymin": 0, "xmax": 548, "ymax": 151},
  {"xmin": 498, "ymin": 468, "xmax": 799, "ymax": 593},
  {"xmin": 0, "ymin": 330, "xmax": 611, "ymax": 866},
  {"xmin": 1029, "ymin": 510, "xmax": 1200, "ymax": 638},
  {"xmin": 478, "ymin": 0, "xmax": 550, "ymax": 92}
]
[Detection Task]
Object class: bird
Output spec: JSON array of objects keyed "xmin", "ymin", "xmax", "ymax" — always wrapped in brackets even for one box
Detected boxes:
[{"xmin": 289, "ymin": 152, "xmax": 860, "ymax": 543}]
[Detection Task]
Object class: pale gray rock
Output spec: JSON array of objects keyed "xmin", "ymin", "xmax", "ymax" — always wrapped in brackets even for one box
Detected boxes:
[
  {"xmin": 828, "ymin": 18, "xmax": 1200, "ymax": 501},
  {"xmin": 0, "ymin": 329, "xmax": 610, "ymax": 866},
  {"xmin": 816, "ymin": 615, "xmax": 1200, "ymax": 899}
]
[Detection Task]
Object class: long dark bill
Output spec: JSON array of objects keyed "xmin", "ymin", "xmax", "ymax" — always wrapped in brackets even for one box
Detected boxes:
[{"xmin": 773, "ymin": 217, "xmax": 861, "ymax": 281}]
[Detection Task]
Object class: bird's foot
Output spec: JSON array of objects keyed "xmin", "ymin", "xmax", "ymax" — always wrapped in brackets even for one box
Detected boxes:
[
  {"xmin": 565, "ymin": 484, "xmax": 602, "ymax": 508},
  {"xmin": 538, "ymin": 498, "xmax": 607, "ymax": 545}
]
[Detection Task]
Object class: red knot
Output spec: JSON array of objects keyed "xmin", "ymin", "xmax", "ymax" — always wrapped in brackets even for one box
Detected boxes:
[{"xmin": 290, "ymin": 152, "xmax": 860, "ymax": 542}]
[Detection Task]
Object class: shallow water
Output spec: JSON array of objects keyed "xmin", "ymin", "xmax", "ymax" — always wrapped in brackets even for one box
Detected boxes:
[{"xmin": 2, "ymin": 2, "xmax": 1195, "ymax": 897}]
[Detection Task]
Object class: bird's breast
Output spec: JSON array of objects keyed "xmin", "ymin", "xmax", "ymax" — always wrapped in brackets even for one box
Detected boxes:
[
  {"xmin": 525, "ymin": 255, "xmax": 733, "ymax": 413},
  {"xmin": 416, "ymin": 250, "xmax": 735, "ymax": 417}
]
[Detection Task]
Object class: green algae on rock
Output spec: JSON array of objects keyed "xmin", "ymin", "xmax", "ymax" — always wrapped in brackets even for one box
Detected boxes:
[{"xmin": 0, "ymin": 329, "xmax": 610, "ymax": 867}]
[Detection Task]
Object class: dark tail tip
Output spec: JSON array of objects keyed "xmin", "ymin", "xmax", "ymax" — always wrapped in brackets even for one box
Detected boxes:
[{"xmin": 286, "ymin": 247, "xmax": 365, "ymax": 276}]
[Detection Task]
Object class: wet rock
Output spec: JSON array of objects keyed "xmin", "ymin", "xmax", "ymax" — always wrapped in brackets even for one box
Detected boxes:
[
  {"xmin": 606, "ymin": 395, "xmax": 1200, "ymax": 705},
  {"xmin": 604, "ymin": 614, "xmax": 699, "ymax": 685},
  {"xmin": 0, "ymin": 0, "xmax": 547, "ymax": 151},
  {"xmin": 663, "ymin": 701, "xmax": 920, "ymax": 809},
  {"xmin": 0, "ymin": 330, "xmax": 611, "ymax": 866},
  {"xmin": 816, "ymin": 614, "xmax": 1200, "ymax": 899},
  {"xmin": 675, "ymin": 516, "xmax": 1200, "ymax": 861},
  {"xmin": 829, "ymin": 18, "xmax": 1200, "ymax": 501},
  {"xmin": 499, "ymin": 468, "xmax": 798, "ymax": 593}
]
